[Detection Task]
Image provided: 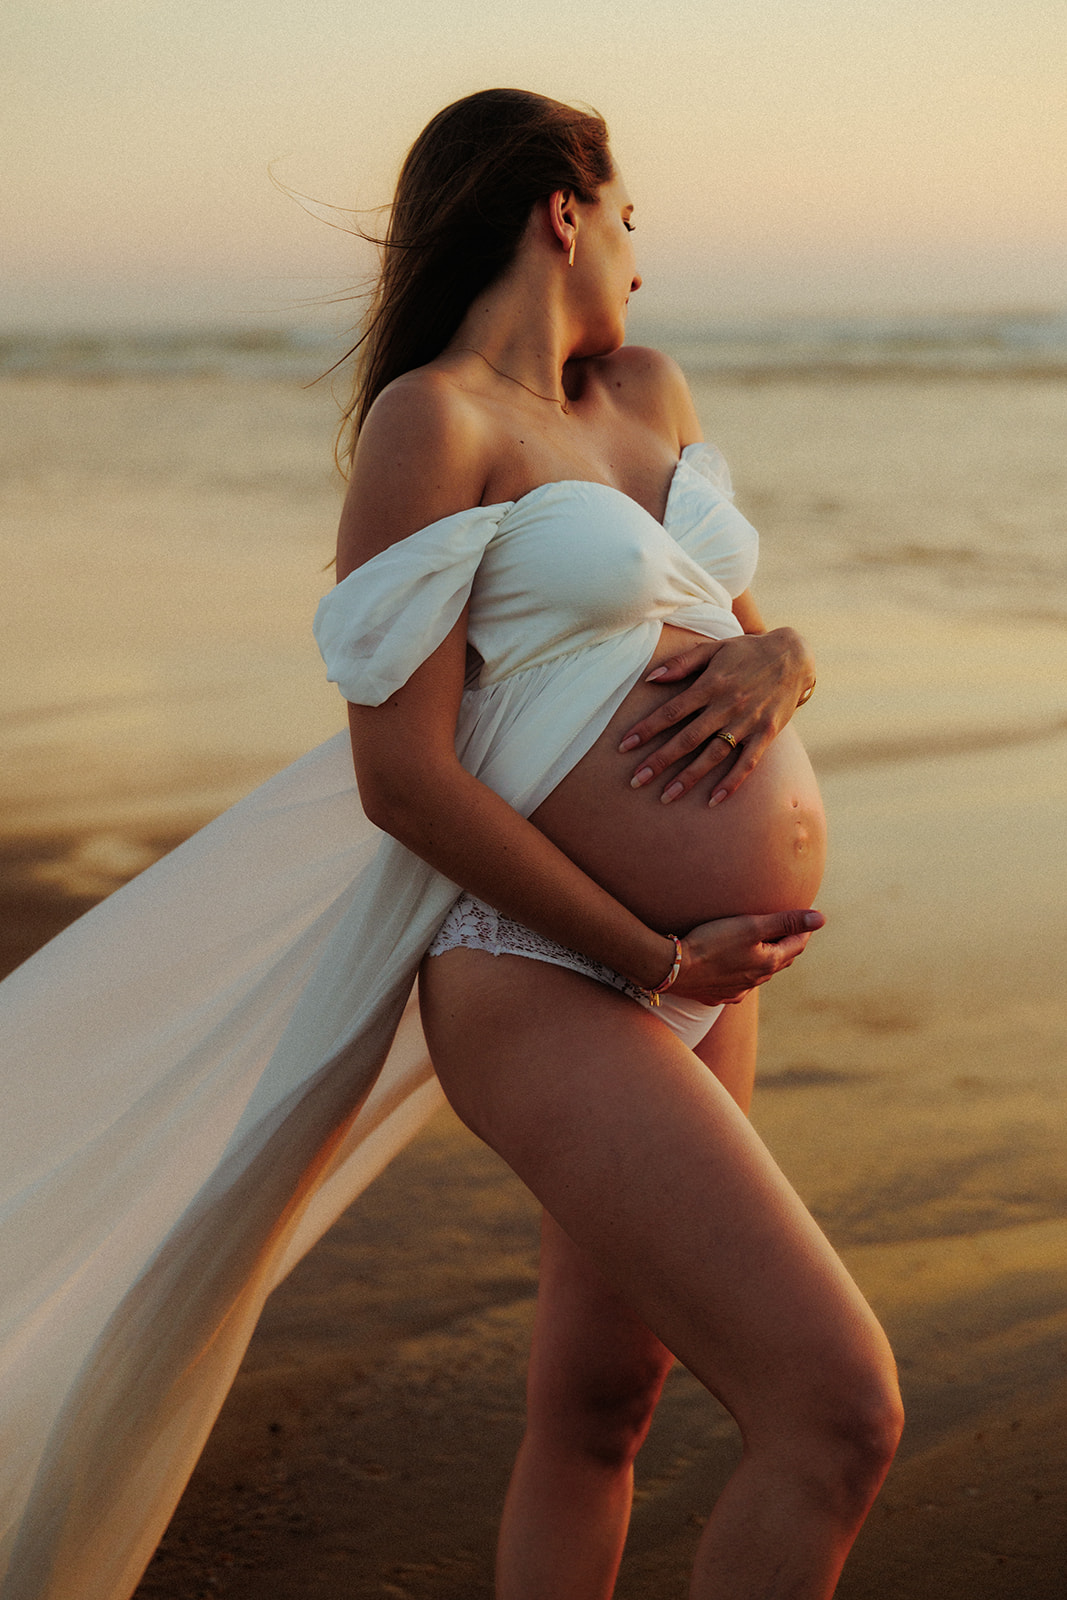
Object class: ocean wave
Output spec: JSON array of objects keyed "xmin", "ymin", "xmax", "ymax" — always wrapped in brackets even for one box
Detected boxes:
[
  {"xmin": 646, "ymin": 308, "xmax": 1067, "ymax": 379},
  {"xmin": 811, "ymin": 712, "xmax": 1067, "ymax": 774},
  {"xmin": 3, "ymin": 310, "xmax": 1067, "ymax": 381},
  {"xmin": 0, "ymin": 327, "xmax": 338, "ymax": 382}
]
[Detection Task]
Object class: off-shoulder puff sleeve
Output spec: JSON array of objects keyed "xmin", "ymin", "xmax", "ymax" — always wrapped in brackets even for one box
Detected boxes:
[
  {"xmin": 668, "ymin": 443, "xmax": 758, "ymax": 600},
  {"xmin": 680, "ymin": 440, "xmax": 735, "ymax": 500},
  {"xmin": 313, "ymin": 503, "xmax": 509, "ymax": 705}
]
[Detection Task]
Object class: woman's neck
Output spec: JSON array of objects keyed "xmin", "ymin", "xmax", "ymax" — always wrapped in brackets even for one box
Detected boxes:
[{"xmin": 447, "ymin": 264, "xmax": 577, "ymax": 406}]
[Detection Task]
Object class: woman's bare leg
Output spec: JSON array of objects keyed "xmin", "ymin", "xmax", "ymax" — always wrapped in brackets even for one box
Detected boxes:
[
  {"xmin": 495, "ymin": 995, "xmax": 761, "ymax": 1599},
  {"xmin": 419, "ymin": 955, "xmax": 902, "ymax": 1600},
  {"xmin": 694, "ymin": 986, "xmax": 759, "ymax": 1114},
  {"xmin": 496, "ymin": 1213, "xmax": 673, "ymax": 1600}
]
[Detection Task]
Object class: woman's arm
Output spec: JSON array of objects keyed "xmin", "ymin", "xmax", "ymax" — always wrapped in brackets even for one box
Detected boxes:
[
  {"xmin": 339, "ymin": 374, "xmax": 674, "ymax": 990},
  {"xmin": 340, "ymin": 377, "xmax": 821, "ymax": 1003},
  {"xmin": 348, "ymin": 610, "xmax": 683, "ymax": 990},
  {"xmin": 349, "ymin": 613, "xmax": 820, "ymax": 1003},
  {"xmin": 620, "ymin": 599, "xmax": 816, "ymax": 806}
]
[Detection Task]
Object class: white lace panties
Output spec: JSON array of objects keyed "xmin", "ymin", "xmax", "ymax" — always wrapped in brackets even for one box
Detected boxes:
[{"xmin": 427, "ymin": 893, "xmax": 722, "ymax": 1050}]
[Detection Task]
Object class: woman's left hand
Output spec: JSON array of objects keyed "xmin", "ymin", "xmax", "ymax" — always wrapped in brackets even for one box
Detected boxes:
[{"xmin": 619, "ymin": 627, "xmax": 815, "ymax": 805}]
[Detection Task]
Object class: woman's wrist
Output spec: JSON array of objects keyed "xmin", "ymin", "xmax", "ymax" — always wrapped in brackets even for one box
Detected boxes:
[
  {"xmin": 644, "ymin": 934, "xmax": 684, "ymax": 1006},
  {"xmin": 628, "ymin": 929, "xmax": 684, "ymax": 993},
  {"xmin": 776, "ymin": 627, "xmax": 816, "ymax": 710}
]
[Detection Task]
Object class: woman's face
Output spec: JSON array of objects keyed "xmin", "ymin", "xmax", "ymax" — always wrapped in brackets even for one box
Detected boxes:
[{"xmin": 570, "ymin": 170, "xmax": 641, "ymax": 356}]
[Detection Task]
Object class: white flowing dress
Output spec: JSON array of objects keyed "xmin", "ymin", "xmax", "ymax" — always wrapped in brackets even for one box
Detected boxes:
[{"xmin": 0, "ymin": 442, "xmax": 757, "ymax": 1600}]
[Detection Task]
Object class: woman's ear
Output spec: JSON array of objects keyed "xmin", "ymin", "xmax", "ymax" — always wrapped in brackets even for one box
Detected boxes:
[{"xmin": 547, "ymin": 189, "xmax": 578, "ymax": 261}]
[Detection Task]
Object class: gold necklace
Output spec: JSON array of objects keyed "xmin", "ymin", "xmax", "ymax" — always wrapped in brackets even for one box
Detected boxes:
[{"xmin": 461, "ymin": 348, "xmax": 569, "ymax": 413}]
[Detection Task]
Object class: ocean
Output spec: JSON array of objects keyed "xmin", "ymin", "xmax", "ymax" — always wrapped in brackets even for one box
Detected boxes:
[
  {"xmin": 3, "ymin": 307, "xmax": 1067, "ymax": 381},
  {"xmin": 2, "ymin": 309, "xmax": 1065, "ymax": 849}
]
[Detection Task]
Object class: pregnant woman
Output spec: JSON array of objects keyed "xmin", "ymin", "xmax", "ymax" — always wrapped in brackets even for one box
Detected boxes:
[
  {"xmin": 320, "ymin": 88, "xmax": 902, "ymax": 1599},
  {"xmin": 0, "ymin": 88, "xmax": 900, "ymax": 1600}
]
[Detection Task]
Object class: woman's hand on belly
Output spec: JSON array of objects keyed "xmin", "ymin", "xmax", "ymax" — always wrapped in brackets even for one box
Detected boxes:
[
  {"xmin": 532, "ymin": 694, "xmax": 826, "ymax": 933},
  {"xmin": 620, "ymin": 624, "xmax": 816, "ymax": 806},
  {"xmin": 669, "ymin": 907, "xmax": 825, "ymax": 1006}
]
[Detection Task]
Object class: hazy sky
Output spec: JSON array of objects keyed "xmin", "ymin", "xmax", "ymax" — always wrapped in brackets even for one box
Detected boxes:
[{"xmin": 4, "ymin": 0, "xmax": 1065, "ymax": 329}]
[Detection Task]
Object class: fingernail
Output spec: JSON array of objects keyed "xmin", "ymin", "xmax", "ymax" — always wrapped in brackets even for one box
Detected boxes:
[
  {"xmin": 630, "ymin": 767, "xmax": 654, "ymax": 789},
  {"xmin": 802, "ymin": 910, "xmax": 824, "ymax": 930},
  {"xmin": 644, "ymin": 665, "xmax": 668, "ymax": 682},
  {"xmin": 661, "ymin": 781, "xmax": 684, "ymax": 803},
  {"xmin": 708, "ymin": 788, "xmax": 728, "ymax": 807},
  {"xmin": 618, "ymin": 733, "xmax": 640, "ymax": 752}
]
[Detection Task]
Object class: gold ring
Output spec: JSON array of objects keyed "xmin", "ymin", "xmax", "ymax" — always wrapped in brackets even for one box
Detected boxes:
[{"xmin": 712, "ymin": 729, "xmax": 738, "ymax": 751}]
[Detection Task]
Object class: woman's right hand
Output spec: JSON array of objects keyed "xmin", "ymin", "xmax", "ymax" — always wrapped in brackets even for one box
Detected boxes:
[
  {"xmin": 621, "ymin": 625, "xmax": 816, "ymax": 806},
  {"xmin": 669, "ymin": 908, "xmax": 825, "ymax": 1005}
]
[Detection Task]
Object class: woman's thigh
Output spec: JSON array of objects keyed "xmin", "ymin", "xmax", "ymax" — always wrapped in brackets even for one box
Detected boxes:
[
  {"xmin": 693, "ymin": 987, "xmax": 759, "ymax": 1113},
  {"xmin": 521, "ymin": 993, "xmax": 758, "ymax": 1432},
  {"xmin": 418, "ymin": 950, "xmax": 894, "ymax": 1441}
]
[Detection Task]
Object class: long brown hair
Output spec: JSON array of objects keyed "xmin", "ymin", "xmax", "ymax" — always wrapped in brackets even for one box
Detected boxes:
[{"xmin": 336, "ymin": 88, "xmax": 612, "ymax": 469}]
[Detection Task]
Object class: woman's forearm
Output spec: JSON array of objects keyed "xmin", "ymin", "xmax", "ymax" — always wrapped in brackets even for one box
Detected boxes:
[
  {"xmin": 369, "ymin": 759, "xmax": 823, "ymax": 1008},
  {"xmin": 361, "ymin": 756, "xmax": 678, "ymax": 992}
]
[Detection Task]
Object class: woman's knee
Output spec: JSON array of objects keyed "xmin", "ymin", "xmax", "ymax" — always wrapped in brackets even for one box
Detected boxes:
[
  {"xmin": 528, "ymin": 1346, "xmax": 674, "ymax": 1472},
  {"xmin": 759, "ymin": 1342, "xmax": 904, "ymax": 1521},
  {"xmin": 818, "ymin": 1357, "xmax": 903, "ymax": 1506}
]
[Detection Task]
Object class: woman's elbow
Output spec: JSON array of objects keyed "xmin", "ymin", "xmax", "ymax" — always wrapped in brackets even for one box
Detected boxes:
[
  {"xmin": 355, "ymin": 766, "xmax": 414, "ymax": 834},
  {"xmin": 353, "ymin": 755, "xmax": 457, "ymax": 842},
  {"xmin": 346, "ymin": 702, "xmax": 467, "ymax": 838}
]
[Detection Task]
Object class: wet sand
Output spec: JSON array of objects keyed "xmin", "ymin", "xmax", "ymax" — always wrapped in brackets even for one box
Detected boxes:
[
  {"xmin": 3, "ymin": 371, "xmax": 1066, "ymax": 1595},
  {"xmin": 4, "ymin": 684, "xmax": 1065, "ymax": 1598}
]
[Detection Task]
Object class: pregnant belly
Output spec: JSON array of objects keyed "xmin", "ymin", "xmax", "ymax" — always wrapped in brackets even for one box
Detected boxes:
[{"xmin": 530, "ymin": 627, "xmax": 826, "ymax": 934}]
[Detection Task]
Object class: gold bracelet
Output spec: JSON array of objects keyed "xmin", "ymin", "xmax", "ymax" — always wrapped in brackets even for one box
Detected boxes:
[{"xmin": 797, "ymin": 675, "xmax": 816, "ymax": 707}]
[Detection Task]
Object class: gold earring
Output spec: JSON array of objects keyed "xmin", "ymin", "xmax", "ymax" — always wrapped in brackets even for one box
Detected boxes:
[{"xmin": 567, "ymin": 237, "xmax": 576, "ymax": 267}]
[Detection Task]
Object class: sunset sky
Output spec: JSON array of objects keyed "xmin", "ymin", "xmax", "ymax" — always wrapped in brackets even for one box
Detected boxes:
[{"xmin": 4, "ymin": 0, "xmax": 1065, "ymax": 330}]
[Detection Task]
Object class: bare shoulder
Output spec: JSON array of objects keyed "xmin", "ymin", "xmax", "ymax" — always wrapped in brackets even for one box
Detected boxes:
[
  {"xmin": 586, "ymin": 345, "xmax": 702, "ymax": 446},
  {"xmin": 337, "ymin": 367, "xmax": 493, "ymax": 579}
]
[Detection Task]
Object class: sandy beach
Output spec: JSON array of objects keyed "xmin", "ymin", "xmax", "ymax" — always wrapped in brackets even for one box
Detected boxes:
[{"xmin": 2, "ymin": 363, "xmax": 1066, "ymax": 1596}]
